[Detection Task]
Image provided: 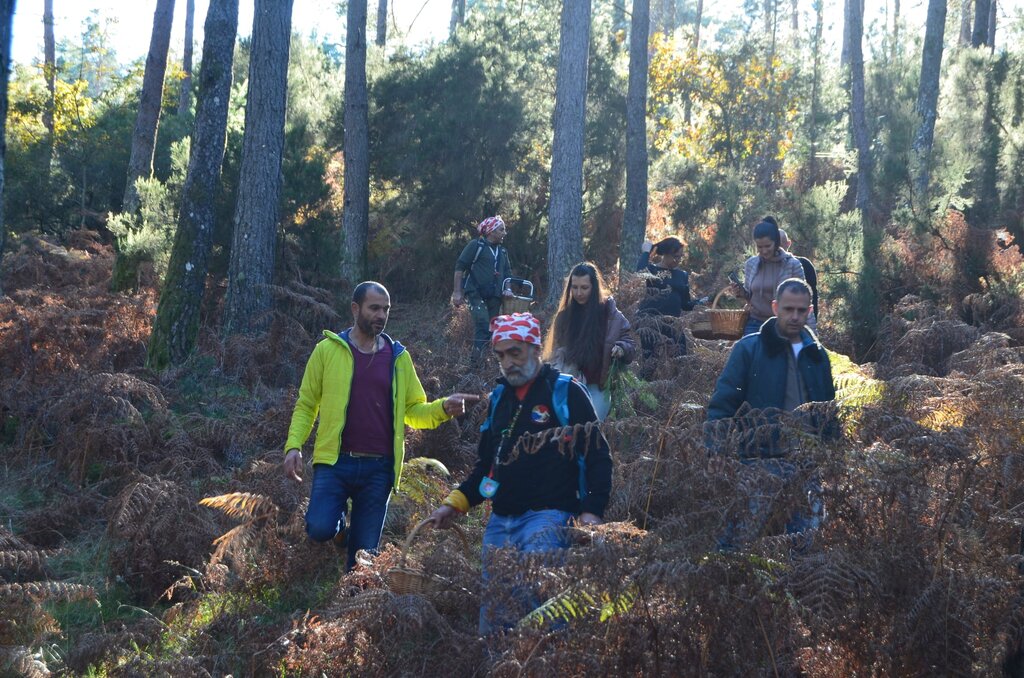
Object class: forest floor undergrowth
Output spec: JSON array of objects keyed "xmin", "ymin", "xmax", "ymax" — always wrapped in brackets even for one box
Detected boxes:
[{"xmin": 3, "ymin": 233, "xmax": 1024, "ymax": 676}]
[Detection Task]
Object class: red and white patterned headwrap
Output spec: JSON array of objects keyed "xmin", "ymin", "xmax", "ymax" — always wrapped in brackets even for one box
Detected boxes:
[
  {"xmin": 477, "ymin": 215, "xmax": 505, "ymax": 236},
  {"xmin": 490, "ymin": 312, "xmax": 542, "ymax": 346}
]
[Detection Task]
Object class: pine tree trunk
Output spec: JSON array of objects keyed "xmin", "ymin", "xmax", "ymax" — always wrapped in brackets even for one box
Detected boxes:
[
  {"xmin": 973, "ymin": 55, "xmax": 1006, "ymax": 227},
  {"xmin": 848, "ymin": 0, "xmax": 871, "ymax": 219},
  {"xmin": 375, "ymin": 0, "xmax": 387, "ymax": 47},
  {"xmin": 545, "ymin": 0, "xmax": 591, "ymax": 306},
  {"xmin": 620, "ymin": 0, "xmax": 649, "ymax": 275},
  {"xmin": 972, "ymin": 0, "xmax": 991, "ymax": 47},
  {"xmin": 0, "ymin": 0, "xmax": 13, "ymax": 298},
  {"xmin": 148, "ymin": 0, "xmax": 239, "ymax": 368},
  {"xmin": 808, "ymin": 0, "xmax": 823, "ymax": 184},
  {"xmin": 122, "ymin": 0, "xmax": 176, "ymax": 214},
  {"xmin": 913, "ymin": 0, "xmax": 946, "ymax": 194},
  {"xmin": 892, "ymin": 0, "xmax": 900, "ymax": 57},
  {"xmin": 449, "ymin": 0, "xmax": 465, "ymax": 38},
  {"xmin": 987, "ymin": 0, "xmax": 996, "ymax": 53},
  {"xmin": 42, "ymin": 0, "xmax": 55, "ymax": 136},
  {"xmin": 841, "ymin": 0, "xmax": 850, "ymax": 67},
  {"xmin": 693, "ymin": 0, "xmax": 704, "ymax": 49},
  {"xmin": 340, "ymin": 0, "xmax": 369, "ymax": 284},
  {"xmin": 223, "ymin": 0, "xmax": 293, "ymax": 335},
  {"xmin": 959, "ymin": 0, "xmax": 972, "ymax": 45},
  {"xmin": 178, "ymin": 0, "xmax": 194, "ymax": 115}
]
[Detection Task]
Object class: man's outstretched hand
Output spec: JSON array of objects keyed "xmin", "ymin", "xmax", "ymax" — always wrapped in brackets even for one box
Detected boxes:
[
  {"xmin": 443, "ymin": 393, "xmax": 482, "ymax": 417},
  {"xmin": 428, "ymin": 505, "xmax": 460, "ymax": 529},
  {"xmin": 283, "ymin": 448, "xmax": 303, "ymax": 483}
]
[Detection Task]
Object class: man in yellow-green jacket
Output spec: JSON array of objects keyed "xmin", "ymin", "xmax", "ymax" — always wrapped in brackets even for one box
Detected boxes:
[{"xmin": 283, "ymin": 281, "xmax": 479, "ymax": 570}]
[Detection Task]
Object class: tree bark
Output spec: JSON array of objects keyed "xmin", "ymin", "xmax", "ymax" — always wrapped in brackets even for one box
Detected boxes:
[
  {"xmin": 913, "ymin": 0, "xmax": 946, "ymax": 194},
  {"xmin": 42, "ymin": 0, "xmax": 54, "ymax": 136},
  {"xmin": 848, "ymin": 0, "xmax": 871, "ymax": 219},
  {"xmin": 791, "ymin": 0, "xmax": 799, "ymax": 31},
  {"xmin": 449, "ymin": 0, "xmax": 465, "ymax": 38},
  {"xmin": 0, "ymin": 0, "xmax": 13, "ymax": 297},
  {"xmin": 621, "ymin": 0, "xmax": 649, "ymax": 275},
  {"xmin": 987, "ymin": 0, "xmax": 996, "ymax": 53},
  {"xmin": 122, "ymin": 0, "xmax": 176, "ymax": 214},
  {"xmin": 178, "ymin": 0, "xmax": 194, "ymax": 114},
  {"xmin": 959, "ymin": 0, "xmax": 973, "ymax": 45},
  {"xmin": 892, "ymin": 0, "xmax": 900, "ymax": 57},
  {"xmin": 148, "ymin": 0, "xmax": 239, "ymax": 368},
  {"xmin": 841, "ymin": 0, "xmax": 850, "ymax": 67},
  {"xmin": 340, "ymin": 0, "xmax": 369, "ymax": 284},
  {"xmin": 545, "ymin": 0, "xmax": 591, "ymax": 306},
  {"xmin": 375, "ymin": 0, "xmax": 387, "ymax": 47},
  {"xmin": 972, "ymin": 0, "xmax": 991, "ymax": 47},
  {"xmin": 223, "ymin": 0, "xmax": 293, "ymax": 335},
  {"xmin": 808, "ymin": 0, "xmax": 823, "ymax": 183},
  {"xmin": 693, "ymin": 0, "xmax": 704, "ymax": 49},
  {"xmin": 973, "ymin": 55, "xmax": 1006, "ymax": 227}
]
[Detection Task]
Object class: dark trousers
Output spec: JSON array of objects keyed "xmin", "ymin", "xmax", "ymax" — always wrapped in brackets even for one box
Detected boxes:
[{"xmin": 305, "ymin": 455, "xmax": 394, "ymax": 571}]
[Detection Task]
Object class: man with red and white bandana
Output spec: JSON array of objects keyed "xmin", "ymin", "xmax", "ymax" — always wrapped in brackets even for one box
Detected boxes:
[
  {"xmin": 429, "ymin": 312, "xmax": 613, "ymax": 633},
  {"xmin": 452, "ymin": 216, "xmax": 514, "ymax": 356}
]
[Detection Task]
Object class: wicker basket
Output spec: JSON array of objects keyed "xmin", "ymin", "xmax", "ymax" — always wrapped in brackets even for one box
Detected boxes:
[
  {"xmin": 500, "ymin": 277, "xmax": 534, "ymax": 315},
  {"xmin": 385, "ymin": 518, "xmax": 468, "ymax": 595},
  {"xmin": 707, "ymin": 288, "xmax": 750, "ymax": 340}
]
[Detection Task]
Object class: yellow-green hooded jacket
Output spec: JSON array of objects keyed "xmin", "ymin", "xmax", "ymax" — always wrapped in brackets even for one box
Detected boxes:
[{"xmin": 284, "ymin": 329, "xmax": 450, "ymax": 490}]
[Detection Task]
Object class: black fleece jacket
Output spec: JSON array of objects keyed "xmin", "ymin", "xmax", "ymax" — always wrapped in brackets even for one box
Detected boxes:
[{"xmin": 458, "ymin": 365, "xmax": 613, "ymax": 517}]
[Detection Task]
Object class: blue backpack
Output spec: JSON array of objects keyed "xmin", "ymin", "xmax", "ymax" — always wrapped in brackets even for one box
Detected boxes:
[{"xmin": 480, "ymin": 372, "xmax": 589, "ymax": 500}]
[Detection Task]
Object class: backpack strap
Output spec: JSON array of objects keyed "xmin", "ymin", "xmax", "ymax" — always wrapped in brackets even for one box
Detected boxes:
[
  {"xmin": 480, "ymin": 383, "xmax": 506, "ymax": 433},
  {"xmin": 552, "ymin": 372, "xmax": 589, "ymax": 501},
  {"xmin": 552, "ymin": 373, "xmax": 572, "ymax": 426},
  {"xmin": 461, "ymin": 239, "xmax": 489, "ymax": 291}
]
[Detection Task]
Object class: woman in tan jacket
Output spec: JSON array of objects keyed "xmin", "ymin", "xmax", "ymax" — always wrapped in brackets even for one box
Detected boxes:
[
  {"xmin": 544, "ymin": 263, "xmax": 636, "ymax": 420},
  {"xmin": 731, "ymin": 216, "xmax": 808, "ymax": 336}
]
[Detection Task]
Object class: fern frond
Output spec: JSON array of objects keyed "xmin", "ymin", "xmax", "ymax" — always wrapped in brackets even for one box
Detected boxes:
[
  {"xmin": 0, "ymin": 549, "xmax": 59, "ymax": 571},
  {"xmin": 199, "ymin": 492, "xmax": 278, "ymax": 521},
  {"xmin": 0, "ymin": 581, "xmax": 96, "ymax": 603}
]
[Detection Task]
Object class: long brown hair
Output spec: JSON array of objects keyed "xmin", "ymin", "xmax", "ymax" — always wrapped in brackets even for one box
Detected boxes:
[{"xmin": 543, "ymin": 262, "xmax": 608, "ymax": 377}]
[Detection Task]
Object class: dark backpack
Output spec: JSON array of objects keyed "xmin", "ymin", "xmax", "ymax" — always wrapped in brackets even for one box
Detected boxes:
[{"xmin": 480, "ymin": 372, "xmax": 589, "ymax": 500}]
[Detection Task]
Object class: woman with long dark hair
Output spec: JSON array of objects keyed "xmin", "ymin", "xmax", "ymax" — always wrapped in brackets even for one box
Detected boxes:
[{"xmin": 544, "ymin": 263, "xmax": 636, "ymax": 420}]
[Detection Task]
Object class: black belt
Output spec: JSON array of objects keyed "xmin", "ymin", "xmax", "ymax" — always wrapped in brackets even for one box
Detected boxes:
[{"xmin": 339, "ymin": 450, "xmax": 387, "ymax": 459}]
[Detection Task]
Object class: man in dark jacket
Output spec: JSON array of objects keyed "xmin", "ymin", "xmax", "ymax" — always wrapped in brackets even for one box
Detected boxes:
[
  {"xmin": 707, "ymin": 278, "xmax": 834, "ymax": 425},
  {"xmin": 706, "ymin": 278, "xmax": 835, "ymax": 545},
  {"xmin": 452, "ymin": 216, "xmax": 514, "ymax": 355},
  {"xmin": 429, "ymin": 312, "xmax": 612, "ymax": 633}
]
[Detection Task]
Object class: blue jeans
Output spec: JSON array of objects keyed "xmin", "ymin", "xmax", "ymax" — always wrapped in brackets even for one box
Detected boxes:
[
  {"xmin": 305, "ymin": 455, "xmax": 393, "ymax": 571},
  {"xmin": 479, "ymin": 509, "xmax": 573, "ymax": 634},
  {"xmin": 718, "ymin": 457, "xmax": 823, "ymax": 552}
]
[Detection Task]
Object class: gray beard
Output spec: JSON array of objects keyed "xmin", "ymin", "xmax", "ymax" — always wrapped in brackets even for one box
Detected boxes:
[{"xmin": 501, "ymin": 357, "xmax": 541, "ymax": 387}]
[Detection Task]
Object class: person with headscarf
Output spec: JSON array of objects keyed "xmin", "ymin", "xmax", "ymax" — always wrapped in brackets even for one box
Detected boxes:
[
  {"xmin": 428, "ymin": 312, "xmax": 612, "ymax": 633},
  {"xmin": 452, "ymin": 216, "xmax": 514, "ymax": 355}
]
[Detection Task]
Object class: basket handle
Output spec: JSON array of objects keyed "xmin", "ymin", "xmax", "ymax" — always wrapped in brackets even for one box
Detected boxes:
[
  {"xmin": 712, "ymin": 288, "xmax": 731, "ymax": 310},
  {"xmin": 399, "ymin": 518, "xmax": 469, "ymax": 568},
  {"xmin": 712, "ymin": 287, "xmax": 750, "ymax": 311}
]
